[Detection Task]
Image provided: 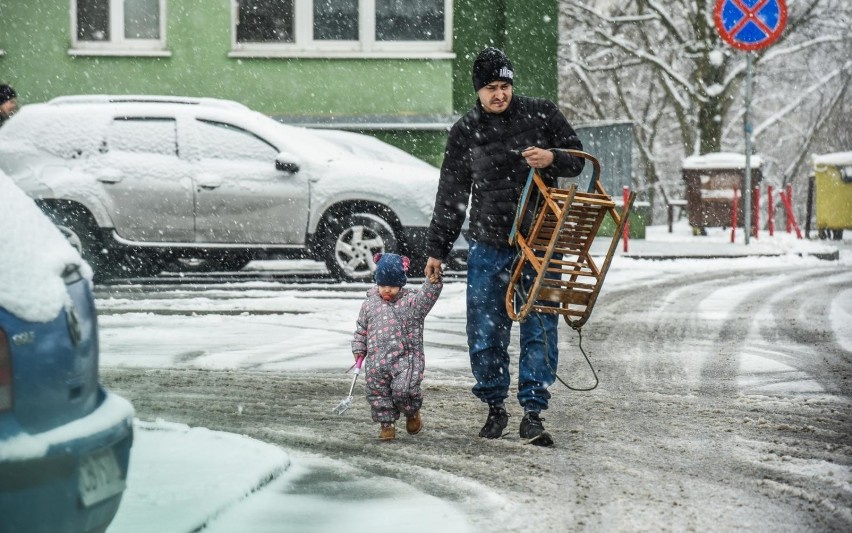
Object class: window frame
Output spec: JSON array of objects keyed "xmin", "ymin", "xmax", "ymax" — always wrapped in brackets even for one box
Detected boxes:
[
  {"xmin": 105, "ymin": 116, "xmax": 179, "ymax": 157},
  {"xmin": 230, "ymin": 0, "xmax": 454, "ymax": 59},
  {"xmin": 194, "ymin": 119, "xmax": 280, "ymax": 161},
  {"xmin": 70, "ymin": 0, "xmax": 170, "ymax": 57}
]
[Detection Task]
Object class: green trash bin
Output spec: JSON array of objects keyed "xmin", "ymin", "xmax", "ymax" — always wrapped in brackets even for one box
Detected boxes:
[{"xmin": 813, "ymin": 151, "xmax": 852, "ymax": 240}]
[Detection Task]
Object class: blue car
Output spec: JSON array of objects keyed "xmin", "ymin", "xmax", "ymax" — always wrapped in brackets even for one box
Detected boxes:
[{"xmin": 0, "ymin": 172, "xmax": 134, "ymax": 533}]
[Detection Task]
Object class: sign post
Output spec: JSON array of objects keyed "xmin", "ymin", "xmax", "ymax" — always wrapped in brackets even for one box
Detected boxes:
[{"xmin": 714, "ymin": 0, "xmax": 787, "ymax": 244}]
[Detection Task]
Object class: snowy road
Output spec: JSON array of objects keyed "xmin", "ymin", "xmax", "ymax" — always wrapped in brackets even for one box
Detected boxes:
[{"xmin": 97, "ymin": 255, "xmax": 852, "ymax": 532}]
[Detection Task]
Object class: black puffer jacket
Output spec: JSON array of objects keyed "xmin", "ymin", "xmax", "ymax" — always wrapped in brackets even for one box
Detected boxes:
[{"xmin": 426, "ymin": 95, "xmax": 585, "ymax": 259}]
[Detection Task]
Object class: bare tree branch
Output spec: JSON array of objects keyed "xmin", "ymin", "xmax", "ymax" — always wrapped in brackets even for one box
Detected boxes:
[{"xmin": 557, "ymin": 0, "xmax": 852, "ymax": 221}]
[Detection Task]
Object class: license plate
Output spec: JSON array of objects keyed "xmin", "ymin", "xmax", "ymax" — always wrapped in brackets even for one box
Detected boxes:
[{"xmin": 78, "ymin": 447, "xmax": 126, "ymax": 507}]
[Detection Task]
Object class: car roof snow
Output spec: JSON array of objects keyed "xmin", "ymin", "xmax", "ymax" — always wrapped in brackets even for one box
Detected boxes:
[{"xmin": 48, "ymin": 95, "xmax": 249, "ymax": 111}]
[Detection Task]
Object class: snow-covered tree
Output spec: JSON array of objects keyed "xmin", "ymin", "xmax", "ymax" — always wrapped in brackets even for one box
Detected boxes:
[{"xmin": 558, "ymin": 0, "xmax": 852, "ymax": 218}]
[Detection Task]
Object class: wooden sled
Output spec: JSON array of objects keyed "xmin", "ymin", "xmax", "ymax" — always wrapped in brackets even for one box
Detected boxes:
[{"xmin": 505, "ymin": 150, "xmax": 636, "ymax": 329}]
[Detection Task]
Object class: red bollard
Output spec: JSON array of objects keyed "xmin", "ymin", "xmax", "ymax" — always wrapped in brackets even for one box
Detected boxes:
[
  {"xmin": 752, "ymin": 185, "xmax": 760, "ymax": 239},
  {"xmin": 779, "ymin": 190, "xmax": 790, "ymax": 233},
  {"xmin": 785, "ymin": 185, "xmax": 794, "ymax": 234},
  {"xmin": 731, "ymin": 186, "xmax": 739, "ymax": 243},
  {"xmin": 767, "ymin": 185, "xmax": 775, "ymax": 236},
  {"xmin": 781, "ymin": 186, "xmax": 803, "ymax": 239},
  {"xmin": 622, "ymin": 186, "xmax": 630, "ymax": 253},
  {"xmin": 782, "ymin": 185, "xmax": 793, "ymax": 233}
]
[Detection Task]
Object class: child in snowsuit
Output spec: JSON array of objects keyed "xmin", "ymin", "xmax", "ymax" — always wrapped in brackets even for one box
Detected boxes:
[{"xmin": 351, "ymin": 253, "xmax": 443, "ymax": 441}]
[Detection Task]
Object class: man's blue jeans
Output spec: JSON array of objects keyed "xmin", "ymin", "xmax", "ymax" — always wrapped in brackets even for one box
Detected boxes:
[{"xmin": 466, "ymin": 239, "xmax": 559, "ymax": 413}]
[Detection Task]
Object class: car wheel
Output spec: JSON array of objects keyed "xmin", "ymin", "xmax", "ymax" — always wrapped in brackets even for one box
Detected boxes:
[
  {"xmin": 324, "ymin": 213, "xmax": 399, "ymax": 282},
  {"xmin": 51, "ymin": 216, "xmax": 110, "ymax": 279},
  {"xmin": 51, "ymin": 213, "xmax": 162, "ymax": 280}
]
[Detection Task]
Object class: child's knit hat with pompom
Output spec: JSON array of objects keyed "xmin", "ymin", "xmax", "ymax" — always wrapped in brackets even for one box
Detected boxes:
[{"xmin": 373, "ymin": 253, "xmax": 409, "ymax": 287}]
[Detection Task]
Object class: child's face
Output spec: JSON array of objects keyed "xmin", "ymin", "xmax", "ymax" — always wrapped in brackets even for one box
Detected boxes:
[{"xmin": 378, "ymin": 285, "xmax": 400, "ymax": 301}]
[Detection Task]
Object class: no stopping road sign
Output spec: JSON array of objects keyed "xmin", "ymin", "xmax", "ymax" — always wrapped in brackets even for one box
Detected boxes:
[{"xmin": 714, "ymin": 0, "xmax": 787, "ymax": 51}]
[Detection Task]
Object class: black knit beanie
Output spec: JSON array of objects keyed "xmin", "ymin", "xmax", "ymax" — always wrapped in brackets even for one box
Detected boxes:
[
  {"xmin": 0, "ymin": 85, "xmax": 16, "ymax": 105},
  {"xmin": 472, "ymin": 47, "xmax": 514, "ymax": 92}
]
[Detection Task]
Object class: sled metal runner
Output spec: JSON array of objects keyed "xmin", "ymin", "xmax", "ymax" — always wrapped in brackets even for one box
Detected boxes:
[{"xmin": 506, "ymin": 150, "xmax": 635, "ymax": 329}]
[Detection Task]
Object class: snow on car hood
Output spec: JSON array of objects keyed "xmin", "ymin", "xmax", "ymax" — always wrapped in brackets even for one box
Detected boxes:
[
  {"xmin": 0, "ymin": 171, "xmax": 89, "ymax": 323},
  {"xmin": 309, "ymin": 156, "xmax": 439, "ymax": 225}
]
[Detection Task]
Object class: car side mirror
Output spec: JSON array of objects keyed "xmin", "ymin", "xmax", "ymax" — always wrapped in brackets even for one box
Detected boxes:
[{"xmin": 276, "ymin": 152, "xmax": 300, "ymax": 174}]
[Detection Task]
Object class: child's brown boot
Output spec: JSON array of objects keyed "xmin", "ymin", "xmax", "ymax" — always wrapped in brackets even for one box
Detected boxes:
[
  {"xmin": 406, "ymin": 411, "xmax": 422, "ymax": 435},
  {"xmin": 379, "ymin": 423, "xmax": 396, "ymax": 441}
]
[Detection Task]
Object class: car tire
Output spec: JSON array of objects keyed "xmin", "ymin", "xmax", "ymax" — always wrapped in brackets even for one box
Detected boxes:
[
  {"xmin": 324, "ymin": 213, "xmax": 399, "ymax": 282},
  {"xmin": 46, "ymin": 208, "xmax": 164, "ymax": 281},
  {"xmin": 47, "ymin": 210, "xmax": 110, "ymax": 279}
]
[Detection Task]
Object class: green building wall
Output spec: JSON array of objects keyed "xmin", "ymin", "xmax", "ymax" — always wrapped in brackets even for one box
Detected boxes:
[
  {"xmin": 1, "ymin": 1, "xmax": 563, "ymax": 167},
  {"xmin": 0, "ymin": 0, "xmax": 453, "ymax": 118},
  {"xmin": 1, "ymin": 1, "xmax": 642, "ymax": 234},
  {"xmin": 452, "ymin": 0, "xmax": 559, "ymax": 113}
]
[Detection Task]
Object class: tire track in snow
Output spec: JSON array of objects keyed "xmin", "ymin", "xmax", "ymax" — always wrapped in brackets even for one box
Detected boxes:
[
  {"xmin": 99, "ymin": 262, "xmax": 852, "ymax": 532},
  {"xmin": 555, "ymin": 264, "xmax": 851, "ymax": 531}
]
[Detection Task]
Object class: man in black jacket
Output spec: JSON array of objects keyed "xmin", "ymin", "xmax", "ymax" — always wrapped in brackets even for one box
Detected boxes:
[{"xmin": 424, "ymin": 47, "xmax": 585, "ymax": 446}]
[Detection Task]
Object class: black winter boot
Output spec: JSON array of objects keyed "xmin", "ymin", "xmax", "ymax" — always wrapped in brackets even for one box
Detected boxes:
[
  {"xmin": 519, "ymin": 411, "xmax": 553, "ymax": 447},
  {"xmin": 479, "ymin": 404, "xmax": 509, "ymax": 439}
]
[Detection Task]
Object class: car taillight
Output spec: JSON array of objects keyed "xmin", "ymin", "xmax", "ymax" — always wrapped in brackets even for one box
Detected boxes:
[{"xmin": 0, "ymin": 329, "xmax": 12, "ymax": 412}]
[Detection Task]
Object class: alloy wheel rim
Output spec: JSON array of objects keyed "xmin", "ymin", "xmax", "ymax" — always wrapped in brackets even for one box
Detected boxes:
[{"xmin": 334, "ymin": 225, "xmax": 385, "ymax": 278}]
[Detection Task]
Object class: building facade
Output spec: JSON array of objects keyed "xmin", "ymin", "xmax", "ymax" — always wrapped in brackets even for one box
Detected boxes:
[{"xmin": 0, "ymin": 0, "xmax": 563, "ymax": 166}]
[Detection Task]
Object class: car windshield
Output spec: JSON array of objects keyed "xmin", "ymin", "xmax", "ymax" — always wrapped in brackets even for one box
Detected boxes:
[
  {"xmin": 309, "ymin": 129, "xmax": 435, "ymax": 169},
  {"xmin": 246, "ymin": 112, "xmax": 352, "ymax": 161}
]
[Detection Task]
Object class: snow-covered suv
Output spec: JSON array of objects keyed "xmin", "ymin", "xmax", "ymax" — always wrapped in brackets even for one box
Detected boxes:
[{"xmin": 0, "ymin": 95, "xmax": 456, "ymax": 281}]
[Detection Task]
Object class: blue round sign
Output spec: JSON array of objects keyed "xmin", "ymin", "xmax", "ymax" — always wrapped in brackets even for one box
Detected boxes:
[{"xmin": 714, "ymin": 0, "xmax": 787, "ymax": 51}]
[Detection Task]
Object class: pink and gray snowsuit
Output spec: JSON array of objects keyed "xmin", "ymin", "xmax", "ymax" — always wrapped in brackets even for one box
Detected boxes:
[{"xmin": 352, "ymin": 279, "xmax": 443, "ymax": 423}]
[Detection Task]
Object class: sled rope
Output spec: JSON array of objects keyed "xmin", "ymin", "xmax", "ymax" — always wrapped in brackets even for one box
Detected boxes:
[
  {"xmin": 504, "ymin": 149, "xmax": 633, "ymax": 392},
  {"xmin": 511, "ymin": 270, "xmax": 599, "ymax": 392}
]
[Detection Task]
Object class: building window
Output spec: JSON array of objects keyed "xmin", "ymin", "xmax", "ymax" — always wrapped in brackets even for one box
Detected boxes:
[
  {"xmin": 237, "ymin": 0, "xmax": 295, "ymax": 43},
  {"xmin": 313, "ymin": 0, "xmax": 358, "ymax": 41},
  {"xmin": 72, "ymin": 0, "xmax": 168, "ymax": 55},
  {"xmin": 232, "ymin": 0, "xmax": 452, "ymax": 58},
  {"xmin": 376, "ymin": 0, "xmax": 443, "ymax": 41}
]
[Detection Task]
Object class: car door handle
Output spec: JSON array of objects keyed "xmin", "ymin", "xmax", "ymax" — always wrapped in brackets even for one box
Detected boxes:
[
  {"xmin": 96, "ymin": 169, "xmax": 123, "ymax": 184},
  {"xmin": 196, "ymin": 173, "xmax": 223, "ymax": 189}
]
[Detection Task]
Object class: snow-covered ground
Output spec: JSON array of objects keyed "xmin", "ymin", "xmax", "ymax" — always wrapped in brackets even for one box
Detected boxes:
[{"xmin": 98, "ymin": 222, "xmax": 852, "ymax": 532}]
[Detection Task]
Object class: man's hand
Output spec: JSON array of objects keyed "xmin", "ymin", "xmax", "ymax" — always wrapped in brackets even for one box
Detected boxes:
[
  {"xmin": 425, "ymin": 257, "xmax": 443, "ymax": 279},
  {"xmin": 522, "ymin": 147, "xmax": 554, "ymax": 169}
]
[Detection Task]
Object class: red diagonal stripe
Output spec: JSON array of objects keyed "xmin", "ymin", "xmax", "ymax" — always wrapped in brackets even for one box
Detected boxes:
[{"xmin": 729, "ymin": 0, "xmax": 774, "ymax": 37}]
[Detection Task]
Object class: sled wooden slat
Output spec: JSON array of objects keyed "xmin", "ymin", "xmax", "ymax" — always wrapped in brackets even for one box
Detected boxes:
[{"xmin": 506, "ymin": 150, "xmax": 635, "ymax": 329}]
